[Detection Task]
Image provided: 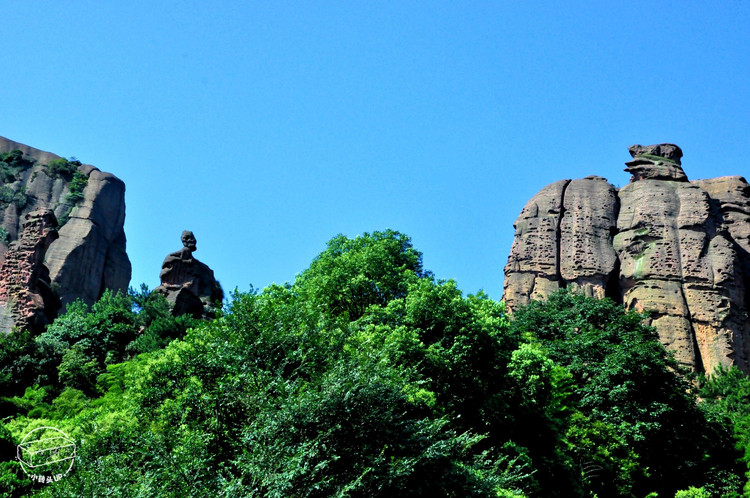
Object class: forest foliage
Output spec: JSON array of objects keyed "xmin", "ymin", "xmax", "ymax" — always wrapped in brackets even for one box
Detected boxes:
[{"xmin": 1, "ymin": 229, "xmax": 749, "ymax": 497}]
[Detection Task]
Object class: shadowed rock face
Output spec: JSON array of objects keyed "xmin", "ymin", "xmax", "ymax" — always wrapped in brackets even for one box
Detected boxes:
[
  {"xmin": 0, "ymin": 137, "xmax": 131, "ymax": 329},
  {"xmin": 503, "ymin": 144, "xmax": 750, "ymax": 374}
]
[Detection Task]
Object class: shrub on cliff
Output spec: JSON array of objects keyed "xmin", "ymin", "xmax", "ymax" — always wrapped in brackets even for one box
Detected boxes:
[
  {"xmin": 0, "ymin": 149, "xmax": 34, "ymax": 183},
  {"xmin": 44, "ymin": 158, "xmax": 80, "ymax": 179}
]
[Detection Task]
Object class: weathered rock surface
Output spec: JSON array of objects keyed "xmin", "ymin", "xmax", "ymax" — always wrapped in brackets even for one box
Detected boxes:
[
  {"xmin": 560, "ymin": 177, "xmax": 619, "ymax": 299},
  {"xmin": 43, "ymin": 164, "xmax": 131, "ymax": 307},
  {"xmin": 504, "ymin": 176, "xmax": 619, "ymax": 310},
  {"xmin": 503, "ymin": 180, "xmax": 569, "ymax": 311},
  {"xmin": 0, "ymin": 136, "xmax": 131, "ymax": 327},
  {"xmin": 503, "ymin": 144, "xmax": 750, "ymax": 374},
  {"xmin": 0, "ymin": 210, "xmax": 61, "ymax": 334},
  {"xmin": 154, "ymin": 231, "xmax": 223, "ymax": 318}
]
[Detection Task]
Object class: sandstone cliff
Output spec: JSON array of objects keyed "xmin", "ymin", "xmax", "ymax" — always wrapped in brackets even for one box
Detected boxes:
[
  {"xmin": 0, "ymin": 210, "xmax": 61, "ymax": 334},
  {"xmin": 503, "ymin": 144, "xmax": 750, "ymax": 374},
  {"xmin": 0, "ymin": 137, "xmax": 131, "ymax": 331}
]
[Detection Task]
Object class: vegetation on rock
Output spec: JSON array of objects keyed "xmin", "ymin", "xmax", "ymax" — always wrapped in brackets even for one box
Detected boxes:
[
  {"xmin": 635, "ymin": 153, "xmax": 679, "ymax": 164},
  {"xmin": 0, "ymin": 153, "xmax": 87, "ymax": 227},
  {"xmin": 42, "ymin": 158, "xmax": 88, "ymax": 227},
  {"xmin": 0, "ymin": 151, "xmax": 33, "ymax": 212},
  {"xmin": 0, "ymin": 185, "xmax": 27, "ymax": 211},
  {"xmin": 63, "ymin": 171, "xmax": 87, "ymax": 205},
  {"xmin": 0, "ymin": 150, "xmax": 34, "ymax": 184},
  {"xmin": 43, "ymin": 158, "xmax": 81, "ymax": 180}
]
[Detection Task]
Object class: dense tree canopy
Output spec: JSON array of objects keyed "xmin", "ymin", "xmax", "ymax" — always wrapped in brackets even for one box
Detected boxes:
[{"xmin": 0, "ymin": 230, "xmax": 748, "ymax": 497}]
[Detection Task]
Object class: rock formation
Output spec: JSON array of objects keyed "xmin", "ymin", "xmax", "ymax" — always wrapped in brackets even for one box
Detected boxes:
[
  {"xmin": 0, "ymin": 210, "xmax": 61, "ymax": 334},
  {"xmin": 0, "ymin": 136, "xmax": 131, "ymax": 332},
  {"xmin": 503, "ymin": 144, "xmax": 750, "ymax": 374},
  {"xmin": 154, "ymin": 231, "xmax": 223, "ymax": 318}
]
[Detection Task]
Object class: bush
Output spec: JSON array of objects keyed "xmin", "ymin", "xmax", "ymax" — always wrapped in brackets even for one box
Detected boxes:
[
  {"xmin": 510, "ymin": 289, "xmax": 744, "ymax": 496},
  {"xmin": 0, "ymin": 186, "xmax": 27, "ymax": 210},
  {"xmin": 0, "ymin": 149, "xmax": 34, "ymax": 184},
  {"xmin": 674, "ymin": 487, "xmax": 711, "ymax": 498},
  {"xmin": 64, "ymin": 171, "xmax": 87, "ymax": 204},
  {"xmin": 44, "ymin": 158, "xmax": 80, "ymax": 179}
]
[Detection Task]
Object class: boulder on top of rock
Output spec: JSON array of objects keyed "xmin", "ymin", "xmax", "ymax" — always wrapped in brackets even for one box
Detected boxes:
[
  {"xmin": 625, "ymin": 143, "xmax": 687, "ymax": 182},
  {"xmin": 629, "ymin": 143, "xmax": 683, "ymax": 164},
  {"xmin": 154, "ymin": 231, "xmax": 223, "ymax": 318}
]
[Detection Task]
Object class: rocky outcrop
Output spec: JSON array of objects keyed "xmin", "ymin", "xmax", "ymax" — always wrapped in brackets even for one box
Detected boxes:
[
  {"xmin": 504, "ymin": 177, "xmax": 619, "ymax": 310},
  {"xmin": 0, "ymin": 137, "xmax": 131, "ymax": 327},
  {"xmin": 560, "ymin": 177, "xmax": 620, "ymax": 299},
  {"xmin": 503, "ymin": 144, "xmax": 750, "ymax": 374},
  {"xmin": 503, "ymin": 180, "xmax": 569, "ymax": 312},
  {"xmin": 43, "ymin": 163, "xmax": 131, "ymax": 307},
  {"xmin": 0, "ymin": 210, "xmax": 61, "ymax": 334},
  {"xmin": 154, "ymin": 231, "xmax": 223, "ymax": 318}
]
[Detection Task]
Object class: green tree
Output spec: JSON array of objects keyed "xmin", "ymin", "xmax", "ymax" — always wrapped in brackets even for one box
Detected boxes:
[
  {"xmin": 674, "ymin": 487, "xmax": 711, "ymax": 498},
  {"xmin": 32, "ymin": 231, "xmax": 535, "ymax": 496},
  {"xmin": 5, "ymin": 233, "xmax": 746, "ymax": 497},
  {"xmin": 0, "ymin": 287, "xmax": 197, "ymax": 408},
  {"xmin": 699, "ymin": 365, "xmax": 750, "ymax": 495},
  {"xmin": 0, "ymin": 424, "xmax": 31, "ymax": 497},
  {"xmin": 510, "ymin": 290, "xmax": 743, "ymax": 496},
  {"xmin": 294, "ymin": 229, "xmax": 429, "ymax": 320}
]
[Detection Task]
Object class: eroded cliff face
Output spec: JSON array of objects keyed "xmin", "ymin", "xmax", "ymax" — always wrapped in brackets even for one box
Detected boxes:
[
  {"xmin": 0, "ymin": 210, "xmax": 60, "ymax": 334},
  {"xmin": 0, "ymin": 137, "xmax": 131, "ymax": 331},
  {"xmin": 503, "ymin": 144, "xmax": 750, "ymax": 374}
]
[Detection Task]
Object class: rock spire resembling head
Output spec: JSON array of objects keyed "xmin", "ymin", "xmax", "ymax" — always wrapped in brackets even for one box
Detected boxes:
[{"xmin": 181, "ymin": 230, "xmax": 197, "ymax": 252}]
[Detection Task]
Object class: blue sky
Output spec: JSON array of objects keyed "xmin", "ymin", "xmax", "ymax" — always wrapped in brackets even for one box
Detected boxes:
[{"xmin": 2, "ymin": 1, "xmax": 748, "ymax": 300}]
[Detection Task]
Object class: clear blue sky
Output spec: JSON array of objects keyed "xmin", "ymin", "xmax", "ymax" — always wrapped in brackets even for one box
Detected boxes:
[{"xmin": 2, "ymin": 2, "xmax": 748, "ymax": 300}]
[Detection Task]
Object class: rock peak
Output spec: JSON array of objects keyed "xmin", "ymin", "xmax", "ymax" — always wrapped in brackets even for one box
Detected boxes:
[
  {"xmin": 625, "ymin": 143, "xmax": 687, "ymax": 182},
  {"xmin": 0, "ymin": 137, "xmax": 131, "ymax": 315}
]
